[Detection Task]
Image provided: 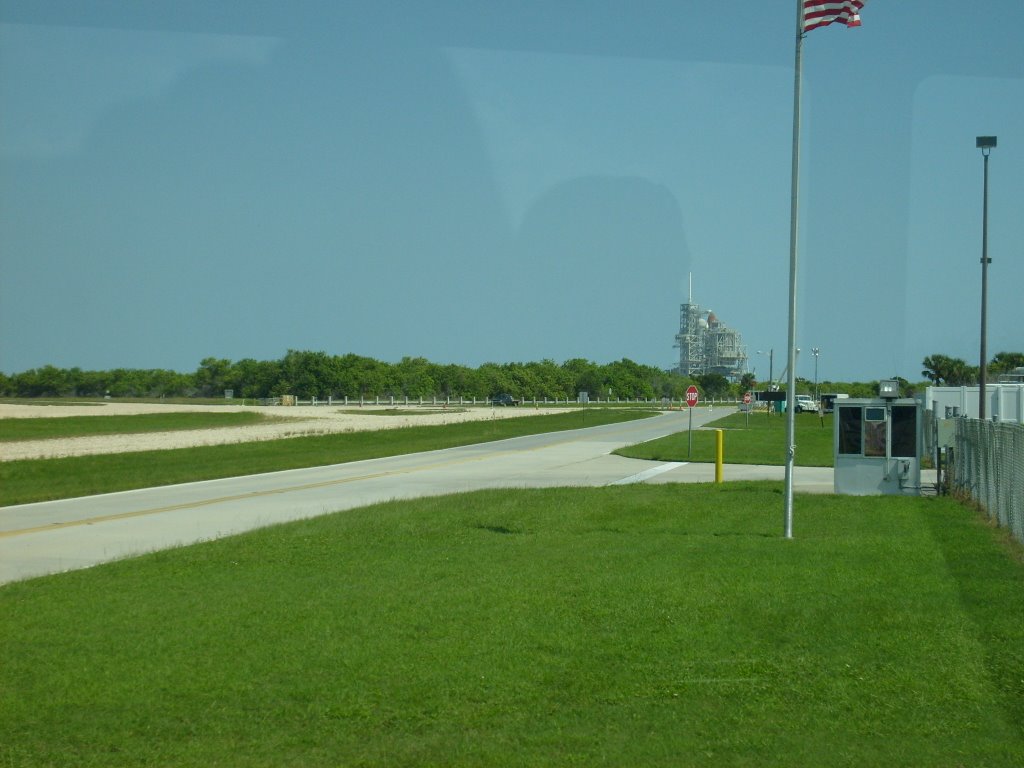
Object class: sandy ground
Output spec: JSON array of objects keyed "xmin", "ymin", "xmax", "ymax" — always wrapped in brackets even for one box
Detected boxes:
[{"xmin": 0, "ymin": 402, "xmax": 571, "ymax": 461}]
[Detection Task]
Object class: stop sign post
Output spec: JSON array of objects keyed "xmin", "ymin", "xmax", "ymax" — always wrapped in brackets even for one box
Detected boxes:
[
  {"xmin": 685, "ymin": 386, "xmax": 699, "ymax": 456},
  {"xmin": 685, "ymin": 385, "xmax": 699, "ymax": 408}
]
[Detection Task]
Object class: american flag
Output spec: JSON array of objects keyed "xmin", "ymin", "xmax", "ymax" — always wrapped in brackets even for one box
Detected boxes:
[{"xmin": 803, "ymin": 1, "xmax": 866, "ymax": 32}]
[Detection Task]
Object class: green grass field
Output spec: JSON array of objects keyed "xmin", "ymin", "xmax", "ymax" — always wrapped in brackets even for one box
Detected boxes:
[
  {"xmin": 616, "ymin": 411, "xmax": 834, "ymax": 466},
  {"xmin": 0, "ymin": 397, "xmax": 254, "ymax": 408},
  {"xmin": 0, "ymin": 408, "xmax": 650, "ymax": 506},
  {"xmin": 2, "ymin": 483, "xmax": 1022, "ymax": 766},
  {"xmin": 0, "ymin": 411, "xmax": 275, "ymax": 441}
]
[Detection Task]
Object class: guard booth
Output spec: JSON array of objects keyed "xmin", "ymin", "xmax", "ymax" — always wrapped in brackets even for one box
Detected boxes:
[
  {"xmin": 834, "ymin": 380, "xmax": 922, "ymax": 496},
  {"xmin": 755, "ymin": 389, "xmax": 786, "ymax": 413}
]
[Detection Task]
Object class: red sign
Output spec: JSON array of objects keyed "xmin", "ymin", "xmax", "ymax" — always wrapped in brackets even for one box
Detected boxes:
[
  {"xmin": 685, "ymin": 385, "xmax": 699, "ymax": 408},
  {"xmin": 743, "ymin": 391, "xmax": 752, "ymax": 405}
]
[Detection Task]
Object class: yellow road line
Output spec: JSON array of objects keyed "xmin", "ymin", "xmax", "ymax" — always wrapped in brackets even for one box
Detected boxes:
[
  {"xmin": 0, "ymin": 415, "xmax": 673, "ymax": 539},
  {"xmin": 0, "ymin": 457, "xmax": 474, "ymax": 539}
]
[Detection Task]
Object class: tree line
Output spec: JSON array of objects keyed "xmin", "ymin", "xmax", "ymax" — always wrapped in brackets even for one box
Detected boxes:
[
  {"xmin": 4, "ymin": 350, "xmax": 1017, "ymax": 402},
  {"xmin": 0, "ymin": 352, "xmax": 710, "ymax": 401},
  {"xmin": 920, "ymin": 352, "xmax": 1024, "ymax": 386}
]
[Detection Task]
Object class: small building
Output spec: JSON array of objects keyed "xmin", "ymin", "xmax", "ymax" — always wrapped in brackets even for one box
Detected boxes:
[
  {"xmin": 998, "ymin": 367, "xmax": 1024, "ymax": 384},
  {"xmin": 921, "ymin": 384, "xmax": 1024, "ymax": 424}
]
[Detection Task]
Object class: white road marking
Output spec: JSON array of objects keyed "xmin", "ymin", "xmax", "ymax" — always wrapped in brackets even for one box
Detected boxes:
[{"xmin": 607, "ymin": 462, "xmax": 687, "ymax": 485}]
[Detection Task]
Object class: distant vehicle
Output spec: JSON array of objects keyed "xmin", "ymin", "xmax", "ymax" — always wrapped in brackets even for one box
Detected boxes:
[
  {"xmin": 794, "ymin": 394, "xmax": 816, "ymax": 413},
  {"xmin": 820, "ymin": 393, "xmax": 849, "ymax": 413},
  {"xmin": 489, "ymin": 393, "xmax": 520, "ymax": 406}
]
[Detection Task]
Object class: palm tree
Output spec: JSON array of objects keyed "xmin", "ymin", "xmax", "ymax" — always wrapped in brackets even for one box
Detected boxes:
[{"xmin": 921, "ymin": 354, "xmax": 977, "ymax": 385}]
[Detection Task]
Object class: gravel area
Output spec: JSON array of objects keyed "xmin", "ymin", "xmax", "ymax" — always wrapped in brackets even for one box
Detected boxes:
[{"xmin": 0, "ymin": 402, "xmax": 569, "ymax": 461}]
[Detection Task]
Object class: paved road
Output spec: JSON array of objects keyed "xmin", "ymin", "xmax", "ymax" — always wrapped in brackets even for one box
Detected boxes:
[{"xmin": 0, "ymin": 407, "xmax": 834, "ymax": 585}]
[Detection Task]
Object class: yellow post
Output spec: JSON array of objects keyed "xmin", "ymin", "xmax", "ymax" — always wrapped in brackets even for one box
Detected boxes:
[{"xmin": 715, "ymin": 429, "xmax": 724, "ymax": 483}]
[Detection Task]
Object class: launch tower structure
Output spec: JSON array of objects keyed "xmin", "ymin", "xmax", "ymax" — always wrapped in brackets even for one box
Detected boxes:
[{"xmin": 674, "ymin": 277, "xmax": 748, "ymax": 381}]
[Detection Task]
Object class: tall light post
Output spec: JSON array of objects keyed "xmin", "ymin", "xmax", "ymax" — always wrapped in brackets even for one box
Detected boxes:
[
  {"xmin": 757, "ymin": 349, "xmax": 774, "ymax": 390},
  {"xmin": 976, "ymin": 136, "xmax": 996, "ymax": 420},
  {"xmin": 812, "ymin": 347, "xmax": 820, "ymax": 402}
]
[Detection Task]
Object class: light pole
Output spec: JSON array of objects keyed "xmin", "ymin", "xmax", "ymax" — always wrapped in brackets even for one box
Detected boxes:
[
  {"xmin": 757, "ymin": 349, "xmax": 774, "ymax": 390},
  {"xmin": 977, "ymin": 136, "xmax": 996, "ymax": 420},
  {"xmin": 812, "ymin": 347, "xmax": 820, "ymax": 402}
]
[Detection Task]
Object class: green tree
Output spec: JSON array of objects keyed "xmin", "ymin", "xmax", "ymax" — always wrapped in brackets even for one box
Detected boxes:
[
  {"xmin": 990, "ymin": 351, "xmax": 1024, "ymax": 375},
  {"xmin": 921, "ymin": 355, "xmax": 976, "ymax": 386},
  {"xmin": 194, "ymin": 358, "xmax": 233, "ymax": 397},
  {"xmin": 604, "ymin": 358, "xmax": 655, "ymax": 400},
  {"xmin": 695, "ymin": 373, "xmax": 730, "ymax": 399},
  {"xmin": 434, "ymin": 363, "xmax": 479, "ymax": 399},
  {"xmin": 10, "ymin": 366, "xmax": 71, "ymax": 397},
  {"xmin": 524, "ymin": 359, "xmax": 570, "ymax": 400},
  {"xmin": 395, "ymin": 357, "xmax": 437, "ymax": 399},
  {"xmin": 278, "ymin": 350, "xmax": 342, "ymax": 399},
  {"xmin": 71, "ymin": 369, "xmax": 108, "ymax": 397},
  {"xmin": 140, "ymin": 369, "xmax": 193, "ymax": 397},
  {"xmin": 478, "ymin": 362, "xmax": 516, "ymax": 398},
  {"xmin": 228, "ymin": 358, "xmax": 280, "ymax": 399},
  {"xmin": 562, "ymin": 358, "xmax": 602, "ymax": 399},
  {"xmin": 345, "ymin": 356, "xmax": 393, "ymax": 400}
]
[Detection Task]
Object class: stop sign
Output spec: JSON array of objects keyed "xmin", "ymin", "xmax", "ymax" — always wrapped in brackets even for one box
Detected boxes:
[
  {"xmin": 685, "ymin": 385, "xmax": 699, "ymax": 408},
  {"xmin": 743, "ymin": 391, "xmax": 752, "ymax": 405}
]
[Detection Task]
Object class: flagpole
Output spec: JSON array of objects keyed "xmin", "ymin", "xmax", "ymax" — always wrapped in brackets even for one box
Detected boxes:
[{"xmin": 784, "ymin": 0, "xmax": 804, "ymax": 539}]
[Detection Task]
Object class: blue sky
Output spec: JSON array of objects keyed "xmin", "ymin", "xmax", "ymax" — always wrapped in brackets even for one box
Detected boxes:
[{"xmin": 1, "ymin": 1, "xmax": 1021, "ymax": 383}]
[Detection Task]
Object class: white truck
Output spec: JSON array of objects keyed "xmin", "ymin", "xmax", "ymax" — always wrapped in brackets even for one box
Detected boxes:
[{"xmin": 794, "ymin": 394, "xmax": 817, "ymax": 413}]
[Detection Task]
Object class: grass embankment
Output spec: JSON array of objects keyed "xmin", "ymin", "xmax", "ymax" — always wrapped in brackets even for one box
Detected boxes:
[
  {"xmin": 0, "ymin": 411, "xmax": 274, "ymax": 441},
  {"xmin": 333, "ymin": 408, "xmax": 470, "ymax": 416},
  {"xmin": 2, "ymin": 483, "xmax": 1022, "ymax": 766},
  {"xmin": 616, "ymin": 411, "xmax": 834, "ymax": 466},
  {"xmin": 0, "ymin": 409, "xmax": 650, "ymax": 506},
  {"xmin": 0, "ymin": 397, "xmax": 250, "ymax": 407}
]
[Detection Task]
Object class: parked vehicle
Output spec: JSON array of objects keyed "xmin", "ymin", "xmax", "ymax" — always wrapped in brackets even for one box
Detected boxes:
[
  {"xmin": 489, "ymin": 393, "xmax": 520, "ymax": 406},
  {"xmin": 794, "ymin": 394, "xmax": 817, "ymax": 413},
  {"xmin": 820, "ymin": 393, "xmax": 849, "ymax": 413}
]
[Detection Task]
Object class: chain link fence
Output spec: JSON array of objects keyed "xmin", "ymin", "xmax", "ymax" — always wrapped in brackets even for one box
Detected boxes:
[{"xmin": 952, "ymin": 419, "xmax": 1024, "ymax": 546}]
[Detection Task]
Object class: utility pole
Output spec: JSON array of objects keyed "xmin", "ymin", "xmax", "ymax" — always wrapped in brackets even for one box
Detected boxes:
[
  {"xmin": 812, "ymin": 347, "xmax": 820, "ymax": 402},
  {"xmin": 976, "ymin": 136, "xmax": 996, "ymax": 420}
]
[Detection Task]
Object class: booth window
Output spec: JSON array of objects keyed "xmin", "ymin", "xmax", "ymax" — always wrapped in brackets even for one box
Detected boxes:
[
  {"xmin": 891, "ymin": 405, "xmax": 917, "ymax": 457},
  {"xmin": 863, "ymin": 407, "xmax": 887, "ymax": 457},
  {"xmin": 838, "ymin": 406, "xmax": 862, "ymax": 454}
]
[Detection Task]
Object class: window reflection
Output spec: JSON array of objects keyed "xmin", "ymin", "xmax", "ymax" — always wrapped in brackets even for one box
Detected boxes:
[
  {"xmin": 838, "ymin": 406, "xmax": 862, "ymax": 455},
  {"xmin": 891, "ymin": 405, "xmax": 917, "ymax": 457}
]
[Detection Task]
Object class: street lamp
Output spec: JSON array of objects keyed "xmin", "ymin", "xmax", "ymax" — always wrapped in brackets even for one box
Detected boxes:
[
  {"xmin": 977, "ymin": 135, "xmax": 996, "ymax": 420},
  {"xmin": 812, "ymin": 347, "xmax": 820, "ymax": 402},
  {"xmin": 757, "ymin": 349, "xmax": 774, "ymax": 390}
]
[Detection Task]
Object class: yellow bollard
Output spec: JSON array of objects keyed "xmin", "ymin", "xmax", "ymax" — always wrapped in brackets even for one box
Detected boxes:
[{"xmin": 715, "ymin": 429, "xmax": 724, "ymax": 483}]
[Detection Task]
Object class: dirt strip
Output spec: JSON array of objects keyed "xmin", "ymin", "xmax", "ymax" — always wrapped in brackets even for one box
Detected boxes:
[{"xmin": 0, "ymin": 403, "xmax": 569, "ymax": 461}]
